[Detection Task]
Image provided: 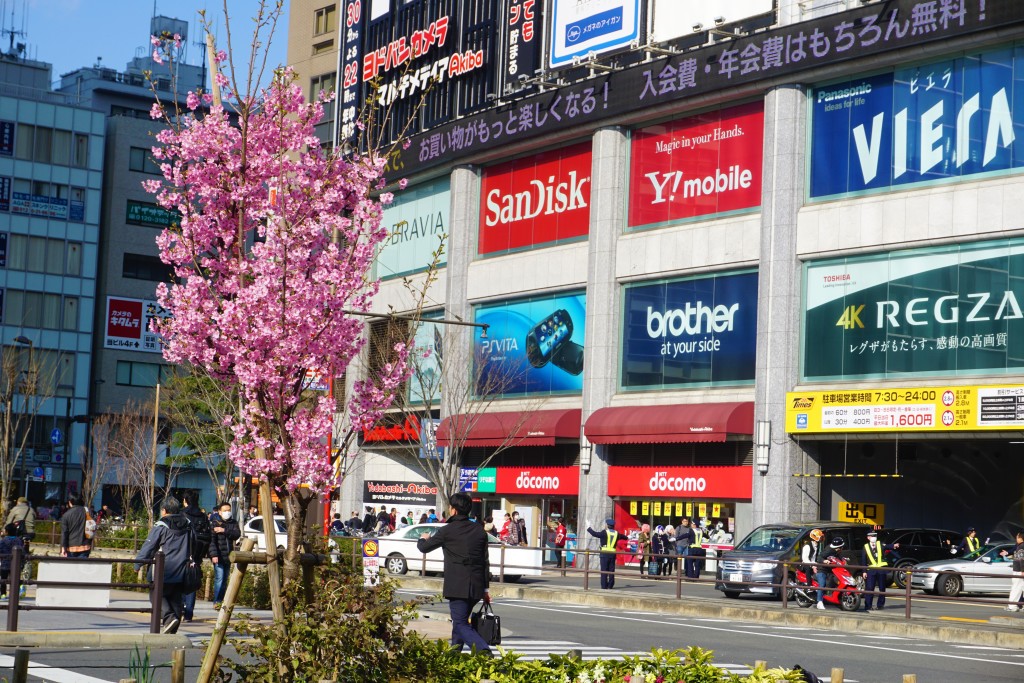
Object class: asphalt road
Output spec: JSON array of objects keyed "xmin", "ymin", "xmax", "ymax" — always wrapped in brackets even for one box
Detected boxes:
[{"xmin": 401, "ymin": 588, "xmax": 1024, "ymax": 683}]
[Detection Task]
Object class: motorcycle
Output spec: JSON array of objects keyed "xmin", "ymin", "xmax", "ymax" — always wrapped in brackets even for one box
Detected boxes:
[{"xmin": 790, "ymin": 556, "xmax": 864, "ymax": 612}]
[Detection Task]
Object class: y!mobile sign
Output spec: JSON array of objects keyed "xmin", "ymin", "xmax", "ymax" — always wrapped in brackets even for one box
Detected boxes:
[
  {"xmin": 810, "ymin": 44, "xmax": 1024, "ymax": 199},
  {"xmin": 105, "ymin": 296, "xmax": 170, "ymax": 354},
  {"xmin": 479, "ymin": 142, "xmax": 592, "ymax": 255},
  {"xmin": 607, "ymin": 466, "xmax": 752, "ymax": 499},
  {"xmin": 549, "ymin": 0, "xmax": 640, "ymax": 69},
  {"xmin": 629, "ymin": 102, "xmax": 764, "ymax": 228}
]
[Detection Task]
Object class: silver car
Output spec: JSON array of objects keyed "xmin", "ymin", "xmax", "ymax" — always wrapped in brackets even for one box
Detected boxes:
[{"xmin": 909, "ymin": 543, "xmax": 1016, "ymax": 597}]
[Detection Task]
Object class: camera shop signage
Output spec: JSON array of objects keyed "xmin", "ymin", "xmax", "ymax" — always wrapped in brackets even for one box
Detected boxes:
[
  {"xmin": 621, "ymin": 270, "xmax": 758, "ymax": 388},
  {"xmin": 363, "ymin": 479, "xmax": 439, "ymax": 506},
  {"xmin": 810, "ymin": 43, "xmax": 1024, "ymax": 199},
  {"xmin": 803, "ymin": 239, "xmax": 1024, "ymax": 380},
  {"xmin": 390, "ymin": 0, "xmax": 1022, "ymax": 179},
  {"xmin": 607, "ymin": 466, "xmax": 752, "ymax": 500},
  {"xmin": 494, "ymin": 466, "xmax": 580, "ymax": 496},
  {"xmin": 104, "ymin": 296, "xmax": 170, "ymax": 353},
  {"xmin": 628, "ymin": 101, "xmax": 764, "ymax": 229},
  {"xmin": 479, "ymin": 142, "xmax": 592, "ymax": 255}
]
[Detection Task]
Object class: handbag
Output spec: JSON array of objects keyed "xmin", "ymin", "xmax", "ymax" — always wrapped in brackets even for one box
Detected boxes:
[
  {"xmin": 647, "ymin": 562, "xmax": 661, "ymax": 576},
  {"xmin": 470, "ymin": 601, "xmax": 501, "ymax": 646},
  {"xmin": 182, "ymin": 560, "xmax": 202, "ymax": 594}
]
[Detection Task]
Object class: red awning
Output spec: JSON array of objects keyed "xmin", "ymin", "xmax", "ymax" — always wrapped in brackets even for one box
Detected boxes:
[
  {"xmin": 584, "ymin": 402, "xmax": 753, "ymax": 445},
  {"xmin": 436, "ymin": 409, "xmax": 582, "ymax": 448}
]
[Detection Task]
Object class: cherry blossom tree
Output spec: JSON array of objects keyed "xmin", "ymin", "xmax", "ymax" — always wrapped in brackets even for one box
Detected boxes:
[{"xmin": 145, "ymin": 26, "xmax": 410, "ymax": 591}]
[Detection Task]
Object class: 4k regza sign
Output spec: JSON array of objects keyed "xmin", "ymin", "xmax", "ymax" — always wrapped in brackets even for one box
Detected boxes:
[
  {"xmin": 810, "ymin": 43, "xmax": 1024, "ymax": 198},
  {"xmin": 803, "ymin": 239, "xmax": 1024, "ymax": 380}
]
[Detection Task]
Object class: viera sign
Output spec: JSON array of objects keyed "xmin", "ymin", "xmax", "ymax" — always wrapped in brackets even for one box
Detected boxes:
[{"xmin": 803, "ymin": 239, "xmax": 1024, "ymax": 380}]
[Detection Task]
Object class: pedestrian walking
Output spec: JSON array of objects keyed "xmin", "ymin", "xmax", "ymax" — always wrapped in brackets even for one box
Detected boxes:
[
  {"xmin": 1001, "ymin": 530, "xmax": 1024, "ymax": 612},
  {"xmin": 636, "ymin": 524, "xmax": 651, "ymax": 574},
  {"xmin": 675, "ymin": 518, "xmax": 694, "ymax": 566},
  {"xmin": 499, "ymin": 512, "xmax": 512, "ymax": 542},
  {"xmin": 650, "ymin": 525, "xmax": 669, "ymax": 576},
  {"xmin": 5, "ymin": 497, "xmax": 36, "ymax": 554},
  {"xmin": 375, "ymin": 505, "xmax": 392, "ymax": 534},
  {"xmin": 208, "ymin": 501, "xmax": 240, "ymax": 609},
  {"xmin": 587, "ymin": 518, "xmax": 620, "ymax": 589},
  {"xmin": 516, "ymin": 512, "xmax": 528, "ymax": 546},
  {"xmin": 427, "ymin": 508, "xmax": 439, "ymax": 523},
  {"xmin": 664, "ymin": 525, "xmax": 678, "ymax": 574},
  {"xmin": 346, "ymin": 510, "xmax": 362, "ymax": 531},
  {"xmin": 59, "ymin": 495, "xmax": 92, "ymax": 558},
  {"xmin": 552, "ymin": 516, "xmax": 568, "ymax": 575},
  {"xmin": 0, "ymin": 523, "xmax": 24, "ymax": 598},
  {"xmin": 361, "ymin": 506, "xmax": 377, "ymax": 533},
  {"xmin": 134, "ymin": 496, "xmax": 193, "ymax": 634},
  {"xmin": 861, "ymin": 529, "xmax": 899, "ymax": 612},
  {"xmin": 181, "ymin": 494, "xmax": 212, "ymax": 621},
  {"xmin": 416, "ymin": 492, "xmax": 493, "ymax": 654},
  {"xmin": 506, "ymin": 512, "xmax": 523, "ymax": 545},
  {"xmin": 955, "ymin": 527, "xmax": 982, "ymax": 555}
]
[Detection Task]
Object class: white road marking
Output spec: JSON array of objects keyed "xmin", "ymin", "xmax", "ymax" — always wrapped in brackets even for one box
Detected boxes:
[{"xmin": 0, "ymin": 654, "xmax": 113, "ymax": 683}]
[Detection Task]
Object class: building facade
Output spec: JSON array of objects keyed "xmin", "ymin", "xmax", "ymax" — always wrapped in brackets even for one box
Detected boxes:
[{"xmin": 298, "ymin": 0, "xmax": 1024, "ymax": 548}]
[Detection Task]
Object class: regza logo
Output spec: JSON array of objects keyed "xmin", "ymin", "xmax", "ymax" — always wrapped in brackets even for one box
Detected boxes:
[{"xmin": 565, "ymin": 7, "xmax": 622, "ymax": 45}]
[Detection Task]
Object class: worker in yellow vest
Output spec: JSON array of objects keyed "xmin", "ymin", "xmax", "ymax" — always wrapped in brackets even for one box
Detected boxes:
[
  {"xmin": 954, "ymin": 527, "xmax": 981, "ymax": 556},
  {"xmin": 861, "ymin": 529, "xmax": 900, "ymax": 612},
  {"xmin": 685, "ymin": 524, "xmax": 705, "ymax": 579},
  {"xmin": 587, "ymin": 518, "xmax": 619, "ymax": 589}
]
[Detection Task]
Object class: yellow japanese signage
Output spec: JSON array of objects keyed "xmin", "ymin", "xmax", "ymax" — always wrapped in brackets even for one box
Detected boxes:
[
  {"xmin": 786, "ymin": 384, "xmax": 1024, "ymax": 434},
  {"xmin": 837, "ymin": 501, "xmax": 885, "ymax": 526},
  {"xmin": 685, "ymin": 503, "xmax": 693, "ymax": 517},
  {"xmin": 653, "ymin": 501, "xmax": 662, "ymax": 515},
  {"xmin": 712, "ymin": 504, "xmax": 721, "ymax": 517},
  {"xmin": 629, "ymin": 501, "xmax": 637, "ymax": 515},
  {"xmin": 642, "ymin": 501, "xmax": 650, "ymax": 515},
  {"xmin": 698, "ymin": 503, "xmax": 707, "ymax": 517},
  {"xmin": 675, "ymin": 502, "xmax": 683, "ymax": 517}
]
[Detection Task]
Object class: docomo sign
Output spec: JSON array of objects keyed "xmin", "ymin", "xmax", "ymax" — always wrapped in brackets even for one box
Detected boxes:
[
  {"xmin": 628, "ymin": 101, "xmax": 764, "ymax": 229},
  {"xmin": 479, "ymin": 142, "xmax": 592, "ymax": 254},
  {"xmin": 607, "ymin": 466, "xmax": 752, "ymax": 499},
  {"xmin": 495, "ymin": 467, "xmax": 580, "ymax": 495}
]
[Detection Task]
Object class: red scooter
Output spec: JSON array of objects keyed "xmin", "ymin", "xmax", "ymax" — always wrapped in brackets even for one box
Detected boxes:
[{"xmin": 791, "ymin": 556, "xmax": 864, "ymax": 612}]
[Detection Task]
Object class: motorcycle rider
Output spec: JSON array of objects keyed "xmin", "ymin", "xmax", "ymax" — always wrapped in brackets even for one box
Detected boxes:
[{"xmin": 801, "ymin": 529, "xmax": 827, "ymax": 610}]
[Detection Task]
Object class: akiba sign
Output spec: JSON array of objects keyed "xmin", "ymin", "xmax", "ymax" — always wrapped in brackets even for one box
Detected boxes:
[
  {"xmin": 479, "ymin": 142, "xmax": 592, "ymax": 255},
  {"xmin": 607, "ymin": 466, "xmax": 752, "ymax": 499},
  {"xmin": 377, "ymin": 177, "xmax": 449, "ymax": 279},
  {"xmin": 803, "ymin": 239, "xmax": 1024, "ymax": 380},
  {"xmin": 810, "ymin": 45, "xmax": 1024, "ymax": 199},
  {"xmin": 629, "ymin": 101, "xmax": 764, "ymax": 228},
  {"xmin": 622, "ymin": 271, "xmax": 758, "ymax": 388},
  {"xmin": 363, "ymin": 480, "xmax": 439, "ymax": 506}
]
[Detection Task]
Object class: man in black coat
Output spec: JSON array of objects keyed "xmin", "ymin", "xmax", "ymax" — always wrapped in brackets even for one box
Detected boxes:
[
  {"xmin": 361, "ymin": 506, "xmax": 376, "ymax": 534},
  {"xmin": 135, "ymin": 496, "xmax": 192, "ymax": 634},
  {"xmin": 181, "ymin": 493, "xmax": 212, "ymax": 621},
  {"xmin": 208, "ymin": 501, "xmax": 240, "ymax": 608},
  {"xmin": 417, "ymin": 492, "xmax": 492, "ymax": 654}
]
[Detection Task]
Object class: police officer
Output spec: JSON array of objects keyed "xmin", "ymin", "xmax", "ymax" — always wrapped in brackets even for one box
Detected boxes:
[
  {"xmin": 685, "ymin": 521, "xmax": 704, "ymax": 579},
  {"xmin": 586, "ymin": 518, "xmax": 619, "ymax": 589},
  {"xmin": 862, "ymin": 529, "xmax": 899, "ymax": 612},
  {"xmin": 954, "ymin": 527, "xmax": 981, "ymax": 555}
]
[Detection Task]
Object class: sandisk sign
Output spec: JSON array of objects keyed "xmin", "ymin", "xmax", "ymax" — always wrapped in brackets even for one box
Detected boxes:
[
  {"xmin": 628, "ymin": 101, "xmax": 764, "ymax": 229},
  {"xmin": 607, "ymin": 466, "xmax": 752, "ymax": 499},
  {"xmin": 495, "ymin": 467, "xmax": 579, "ymax": 495},
  {"xmin": 479, "ymin": 142, "xmax": 592, "ymax": 254}
]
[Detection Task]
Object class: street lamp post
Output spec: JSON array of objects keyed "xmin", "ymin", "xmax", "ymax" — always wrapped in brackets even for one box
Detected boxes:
[
  {"xmin": 56, "ymin": 385, "xmax": 74, "ymax": 507},
  {"xmin": 13, "ymin": 336, "xmax": 33, "ymax": 499}
]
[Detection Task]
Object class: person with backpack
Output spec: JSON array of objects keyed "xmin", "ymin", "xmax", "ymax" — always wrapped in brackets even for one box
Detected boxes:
[
  {"xmin": 5, "ymin": 497, "xmax": 36, "ymax": 553},
  {"xmin": 59, "ymin": 495, "xmax": 92, "ymax": 558},
  {"xmin": 208, "ymin": 501, "xmax": 240, "ymax": 609},
  {"xmin": 134, "ymin": 496, "xmax": 194, "ymax": 634},
  {"xmin": 181, "ymin": 493, "xmax": 211, "ymax": 621}
]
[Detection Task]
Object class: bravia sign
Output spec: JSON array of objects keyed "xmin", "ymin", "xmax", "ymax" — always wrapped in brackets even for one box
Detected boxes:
[
  {"xmin": 377, "ymin": 177, "xmax": 449, "ymax": 279},
  {"xmin": 479, "ymin": 142, "xmax": 592, "ymax": 255},
  {"xmin": 621, "ymin": 270, "xmax": 758, "ymax": 388},
  {"xmin": 810, "ymin": 44, "xmax": 1024, "ymax": 199},
  {"xmin": 629, "ymin": 101, "xmax": 764, "ymax": 228},
  {"xmin": 607, "ymin": 466, "xmax": 752, "ymax": 499},
  {"xmin": 803, "ymin": 239, "xmax": 1024, "ymax": 380}
]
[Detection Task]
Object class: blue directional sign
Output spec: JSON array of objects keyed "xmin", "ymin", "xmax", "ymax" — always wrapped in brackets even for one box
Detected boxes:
[{"xmin": 50, "ymin": 428, "xmax": 62, "ymax": 445}]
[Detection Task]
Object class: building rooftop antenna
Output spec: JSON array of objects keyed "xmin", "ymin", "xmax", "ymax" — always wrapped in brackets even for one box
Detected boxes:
[{"xmin": 1, "ymin": 0, "xmax": 28, "ymax": 59}]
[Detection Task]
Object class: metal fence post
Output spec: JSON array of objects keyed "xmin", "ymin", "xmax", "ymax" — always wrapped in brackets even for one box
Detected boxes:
[
  {"xmin": 904, "ymin": 567, "xmax": 912, "ymax": 619},
  {"xmin": 150, "ymin": 551, "xmax": 165, "ymax": 634},
  {"xmin": 582, "ymin": 550, "xmax": 589, "ymax": 591},
  {"xmin": 781, "ymin": 560, "xmax": 789, "ymax": 609},
  {"xmin": 499, "ymin": 544, "xmax": 506, "ymax": 583},
  {"xmin": 7, "ymin": 544, "xmax": 22, "ymax": 632}
]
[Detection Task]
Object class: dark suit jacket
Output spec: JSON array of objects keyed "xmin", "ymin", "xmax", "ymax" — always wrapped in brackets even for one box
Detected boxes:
[{"xmin": 417, "ymin": 514, "xmax": 489, "ymax": 600}]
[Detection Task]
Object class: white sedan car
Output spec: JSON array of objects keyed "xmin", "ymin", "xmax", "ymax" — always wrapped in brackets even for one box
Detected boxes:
[
  {"xmin": 243, "ymin": 515, "xmax": 289, "ymax": 552},
  {"xmin": 375, "ymin": 523, "xmax": 543, "ymax": 582},
  {"xmin": 910, "ymin": 543, "xmax": 1016, "ymax": 597}
]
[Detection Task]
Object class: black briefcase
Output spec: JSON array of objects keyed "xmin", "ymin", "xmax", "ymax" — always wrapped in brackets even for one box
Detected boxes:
[{"xmin": 471, "ymin": 601, "xmax": 501, "ymax": 645}]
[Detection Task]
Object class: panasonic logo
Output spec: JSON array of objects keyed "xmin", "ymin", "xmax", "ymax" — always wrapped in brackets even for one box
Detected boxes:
[{"xmin": 648, "ymin": 471, "xmax": 707, "ymax": 493}]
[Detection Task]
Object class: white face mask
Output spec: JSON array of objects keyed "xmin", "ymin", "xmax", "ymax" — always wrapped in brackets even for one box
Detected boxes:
[{"xmin": 220, "ymin": 510, "xmax": 232, "ymax": 520}]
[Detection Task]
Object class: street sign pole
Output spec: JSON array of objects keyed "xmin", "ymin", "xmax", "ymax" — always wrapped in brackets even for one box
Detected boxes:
[{"xmin": 59, "ymin": 396, "xmax": 70, "ymax": 506}]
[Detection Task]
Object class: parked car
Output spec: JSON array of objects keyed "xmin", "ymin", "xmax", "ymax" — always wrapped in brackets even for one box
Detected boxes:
[
  {"xmin": 877, "ymin": 527, "xmax": 963, "ymax": 588},
  {"xmin": 909, "ymin": 542, "xmax": 1016, "ymax": 597},
  {"xmin": 375, "ymin": 523, "xmax": 543, "ymax": 583},
  {"xmin": 243, "ymin": 515, "xmax": 288, "ymax": 551},
  {"xmin": 715, "ymin": 521, "xmax": 871, "ymax": 598}
]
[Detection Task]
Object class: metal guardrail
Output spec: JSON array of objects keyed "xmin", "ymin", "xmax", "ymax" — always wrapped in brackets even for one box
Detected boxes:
[{"xmin": 1, "ymin": 545, "xmax": 165, "ymax": 633}]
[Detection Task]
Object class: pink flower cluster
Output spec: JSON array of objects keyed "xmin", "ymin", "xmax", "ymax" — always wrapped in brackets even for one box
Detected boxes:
[{"xmin": 146, "ymin": 69, "xmax": 409, "ymax": 493}]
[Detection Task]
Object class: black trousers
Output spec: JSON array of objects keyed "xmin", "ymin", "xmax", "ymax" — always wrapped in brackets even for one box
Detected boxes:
[
  {"xmin": 448, "ymin": 597, "xmax": 492, "ymax": 653},
  {"xmin": 599, "ymin": 553, "xmax": 616, "ymax": 589},
  {"xmin": 160, "ymin": 581, "xmax": 185, "ymax": 628}
]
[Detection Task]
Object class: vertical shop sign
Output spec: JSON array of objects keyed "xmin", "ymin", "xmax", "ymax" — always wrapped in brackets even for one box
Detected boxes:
[
  {"xmin": 503, "ymin": 0, "xmax": 541, "ymax": 90},
  {"xmin": 0, "ymin": 121, "xmax": 13, "ymax": 156},
  {"xmin": 548, "ymin": 0, "xmax": 640, "ymax": 69},
  {"xmin": 104, "ymin": 296, "xmax": 170, "ymax": 353},
  {"xmin": 628, "ymin": 101, "xmax": 764, "ymax": 228},
  {"xmin": 338, "ymin": 0, "xmax": 365, "ymax": 145},
  {"xmin": 0, "ymin": 178, "xmax": 8, "ymax": 212}
]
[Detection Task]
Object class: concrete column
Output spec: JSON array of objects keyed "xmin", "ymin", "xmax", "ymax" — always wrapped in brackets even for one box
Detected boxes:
[
  {"xmin": 446, "ymin": 166, "xmax": 480, "ymax": 326},
  {"xmin": 578, "ymin": 127, "xmax": 628, "ymax": 562},
  {"xmin": 752, "ymin": 85, "xmax": 821, "ymax": 526}
]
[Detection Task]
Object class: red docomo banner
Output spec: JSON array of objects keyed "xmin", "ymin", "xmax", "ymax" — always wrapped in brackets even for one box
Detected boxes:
[
  {"xmin": 479, "ymin": 142, "xmax": 592, "ymax": 254},
  {"xmin": 495, "ymin": 466, "xmax": 579, "ymax": 495},
  {"xmin": 628, "ymin": 101, "xmax": 764, "ymax": 229},
  {"xmin": 607, "ymin": 466, "xmax": 752, "ymax": 499}
]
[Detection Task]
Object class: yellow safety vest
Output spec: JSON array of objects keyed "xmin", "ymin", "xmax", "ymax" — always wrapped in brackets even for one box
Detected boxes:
[
  {"xmin": 864, "ymin": 541, "xmax": 887, "ymax": 568},
  {"xmin": 966, "ymin": 536, "xmax": 979, "ymax": 553},
  {"xmin": 691, "ymin": 529, "xmax": 703, "ymax": 548},
  {"xmin": 602, "ymin": 531, "xmax": 618, "ymax": 552}
]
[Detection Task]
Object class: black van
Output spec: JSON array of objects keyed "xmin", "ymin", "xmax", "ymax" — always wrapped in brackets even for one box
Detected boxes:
[{"xmin": 715, "ymin": 521, "xmax": 871, "ymax": 598}]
